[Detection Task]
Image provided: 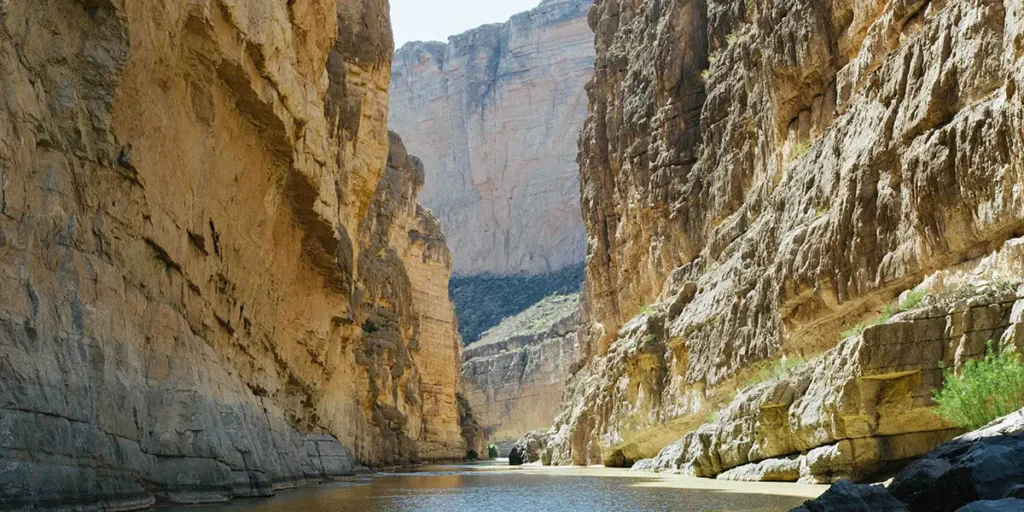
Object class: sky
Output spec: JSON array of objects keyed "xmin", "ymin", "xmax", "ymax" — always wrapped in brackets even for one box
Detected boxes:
[{"xmin": 390, "ymin": 0, "xmax": 543, "ymax": 48}]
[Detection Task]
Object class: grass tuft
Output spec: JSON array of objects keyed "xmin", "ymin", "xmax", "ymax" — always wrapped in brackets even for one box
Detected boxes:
[{"xmin": 742, "ymin": 356, "xmax": 808, "ymax": 388}]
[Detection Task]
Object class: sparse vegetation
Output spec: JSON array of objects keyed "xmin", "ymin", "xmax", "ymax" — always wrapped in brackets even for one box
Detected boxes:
[
  {"xmin": 933, "ymin": 341, "xmax": 1024, "ymax": 430},
  {"xmin": 637, "ymin": 305, "xmax": 655, "ymax": 316},
  {"xmin": 473, "ymin": 293, "xmax": 580, "ymax": 348},
  {"xmin": 742, "ymin": 356, "xmax": 808, "ymax": 388},
  {"xmin": 927, "ymin": 279, "xmax": 1019, "ymax": 308},
  {"xmin": 900, "ymin": 288, "xmax": 927, "ymax": 311},
  {"xmin": 813, "ymin": 205, "xmax": 830, "ymax": 218},
  {"xmin": 726, "ymin": 32, "xmax": 739, "ymax": 47},
  {"xmin": 466, "ymin": 450, "xmax": 480, "ymax": 461},
  {"xmin": 840, "ymin": 303, "xmax": 899, "ymax": 339},
  {"xmin": 487, "ymin": 444, "xmax": 500, "ymax": 459},
  {"xmin": 789, "ymin": 141, "xmax": 811, "ymax": 162},
  {"xmin": 452, "ymin": 263, "xmax": 584, "ymax": 344},
  {"xmin": 705, "ymin": 411, "xmax": 720, "ymax": 424},
  {"xmin": 709, "ymin": 54, "xmax": 718, "ymax": 65},
  {"xmin": 701, "ymin": 69, "xmax": 710, "ymax": 81}
]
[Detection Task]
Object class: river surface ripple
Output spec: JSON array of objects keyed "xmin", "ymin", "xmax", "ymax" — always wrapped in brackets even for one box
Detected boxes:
[{"xmin": 164, "ymin": 460, "xmax": 828, "ymax": 512}]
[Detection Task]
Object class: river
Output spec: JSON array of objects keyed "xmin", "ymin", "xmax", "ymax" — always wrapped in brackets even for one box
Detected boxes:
[{"xmin": 165, "ymin": 461, "xmax": 827, "ymax": 511}]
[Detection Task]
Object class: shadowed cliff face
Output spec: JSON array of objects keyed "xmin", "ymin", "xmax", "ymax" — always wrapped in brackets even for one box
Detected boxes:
[
  {"xmin": 389, "ymin": 0, "xmax": 594, "ymax": 277},
  {"xmin": 0, "ymin": 0, "xmax": 463, "ymax": 508},
  {"xmin": 549, "ymin": 0, "xmax": 1024, "ymax": 470}
]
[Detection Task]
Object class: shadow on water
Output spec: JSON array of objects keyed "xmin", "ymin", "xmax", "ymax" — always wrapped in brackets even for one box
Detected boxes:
[{"xmin": 163, "ymin": 462, "xmax": 817, "ymax": 512}]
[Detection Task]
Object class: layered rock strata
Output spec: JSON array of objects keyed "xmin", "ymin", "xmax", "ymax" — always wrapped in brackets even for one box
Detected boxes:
[
  {"xmin": 389, "ymin": 0, "xmax": 593, "ymax": 277},
  {"xmin": 461, "ymin": 294, "xmax": 580, "ymax": 452},
  {"xmin": 0, "ymin": 0, "xmax": 462, "ymax": 508},
  {"xmin": 795, "ymin": 407, "xmax": 1024, "ymax": 512},
  {"xmin": 554, "ymin": 0, "xmax": 1024, "ymax": 468}
]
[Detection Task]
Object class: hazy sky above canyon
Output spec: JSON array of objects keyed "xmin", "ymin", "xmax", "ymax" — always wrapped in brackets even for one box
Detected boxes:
[{"xmin": 390, "ymin": 0, "xmax": 541, "ymax": 48}]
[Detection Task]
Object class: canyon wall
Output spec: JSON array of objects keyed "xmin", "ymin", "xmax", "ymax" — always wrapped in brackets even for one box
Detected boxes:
[
  {"xmin": 549, "ymin": 0, "xmax": 1024, "ymax": 471},
  {"xmin": 388, "ymin": 0, "xmax": 593, "ymax": 277},
  {"xmin": 461, "ymin": 294, "xmax": 580, "ymax": 452},
  {"xmin": 0, "ymin": 0, "xmax": 463, "ymax": 509}
]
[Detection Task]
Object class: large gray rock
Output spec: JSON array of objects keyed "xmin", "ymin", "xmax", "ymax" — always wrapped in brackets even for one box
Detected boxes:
[
  {"xmin": 889, "ymin": 433, "xmax": 1024, "ymax": 512},
  {"xmin": 509, "ymin": 430, "xmax": 550, "ymax": 466},
  {"xmin": 958, "ymin": 500, "xmax": 1024, "ymax": 512},
  {"xmin": 790, "ymin": 480, "xmax": 908, "ymax": 512}
]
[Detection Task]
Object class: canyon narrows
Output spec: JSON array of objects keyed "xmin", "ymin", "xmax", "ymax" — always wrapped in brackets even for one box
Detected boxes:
[
  {"xmin": 0, "ymin": 0, "xmax": 464, "ymax": 508},
  {"xmin": 2, "ymin": 0, "xmax": 1024, "ymax": 509},
  {"xmin": 388, "ymin": 0, "xmax": 595, "ymax": 453}
]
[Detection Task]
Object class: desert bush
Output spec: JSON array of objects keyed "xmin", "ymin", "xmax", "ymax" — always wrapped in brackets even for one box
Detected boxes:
[
  {"xmin": 900, "ymin": 288, "xmax": 927, "ymax": 310},
  {"xmin": 742, "ymin": 356, "xmax": 808, "ymax": 388},
  {"xmin": 933, "ymin": 341, "xmax": 1024, "ymax": 430},
  {"xmin": 487, "ymin": 444, "xmax": 500, "ymax": 459}
]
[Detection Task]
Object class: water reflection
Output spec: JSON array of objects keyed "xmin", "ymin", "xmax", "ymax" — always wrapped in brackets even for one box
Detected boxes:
[{"xmin": 167, "ymin": 462, "xmax": 817, "ymax": 512}]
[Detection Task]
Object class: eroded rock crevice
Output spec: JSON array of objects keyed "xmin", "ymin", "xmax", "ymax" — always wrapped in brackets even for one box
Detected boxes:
[{"xmin": 544, "ymin": 0, "xmax": 1024, "ymax": 479}]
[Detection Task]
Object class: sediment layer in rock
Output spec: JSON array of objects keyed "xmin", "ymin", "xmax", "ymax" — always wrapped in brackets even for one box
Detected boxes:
[
  {"xmin": 554, "ymin": 0, "xmax": 1024, "ymax": 467},
  {"xmin": 0, "ymin": 0, "xmax": 463, "ymax": 508},
  {"xmin": 389, "ymin": 0, "xmax": 593, "ymax": 277},
  {"xmin": 461, "ymin": 294, "xmax": 580, "ymax": 451}
]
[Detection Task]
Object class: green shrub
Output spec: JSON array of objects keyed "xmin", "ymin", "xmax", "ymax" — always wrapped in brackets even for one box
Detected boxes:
[
  {"xmin": 487, "ymin": 444, "xmax": 500, "ymax": 459},
  {"xmin": 466, "ymin": 450, "xmax": 479, "ymax": 461},
  {"xmin": 637, "ymin": 305, "xmax": 655, "ymax": 316},
  {"xmin": 933, "ymin": 341, "xmax": 1024, "ymax": 430},
  {"xmin": 900, "ymin": 289, "xmax": 927, "ymax": 310}
]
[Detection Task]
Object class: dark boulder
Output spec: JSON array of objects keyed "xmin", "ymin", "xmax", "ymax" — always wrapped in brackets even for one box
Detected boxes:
[
  {"xmin": 790, "ymin": 480, "xmax": 908, "ymax": 512},
  {"xmin": 508, "ymin": 430, "xmax": 549, "ymax": 466},
  {"xmin": 888, "ymin": 433, "xmax": 1024, "ymax": 512},
  {"xmin": 957, "ymin": 499, "xmax": 1024, "ymax": 512}
]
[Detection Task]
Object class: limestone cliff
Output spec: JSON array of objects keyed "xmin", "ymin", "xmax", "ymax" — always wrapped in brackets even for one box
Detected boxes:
[
  {"xmin": 0, "ymin": 0, "xmax": 463, "ymax": 508},
  {"xmin": 548, "ymin": 0, "xmax": 1024, "ymax": 472},
  {"xmin": 461, "ymin": 294, "xmax": 580, "ymax": 452},
  {"xmin": 388, "ymin": 0, "xmax": 593, "ymax": 277}
]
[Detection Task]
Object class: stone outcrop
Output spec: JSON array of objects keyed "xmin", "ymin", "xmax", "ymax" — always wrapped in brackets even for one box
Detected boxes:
[
  {"xmin": 389, "ymin": 0, "xmax": 593, "ymax": 277},
  {"xmin": 794, "ymin": 407, "xmax": 1024, "ymax": 512},
  {"xmin": 0, "ymin": 0, "xmax": 462, "ymax": 509},
  {"xmin": 550, "ymin": 0, "xmax": 1024, "ymax": 469},
  {"xmin": 461, "ymin": 294, "xmax": 580, "ymax": 452},
  {"xmin": 546, "ymin": 240, "xmax": 1024, "ymax": 472},
  {"xmin": 627, "ymin": 279, "xmax": 1024, "ymax": 482}
]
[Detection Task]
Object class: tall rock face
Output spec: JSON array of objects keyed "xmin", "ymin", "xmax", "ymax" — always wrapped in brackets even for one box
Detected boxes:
[
  {"xmin": 388, "ymin": 0, "xmax": 593, "ymax": 277},
  {"xmin": 0, "ymin": 0, "xmax": 463, "ymax": 509},
  {"xmin": 554, "ymin": 0, "xmax": 1024, "ymax": 469},
  {"xmin": 461, "ymin": 294, "xmax": 580, "ymax": 452}
]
